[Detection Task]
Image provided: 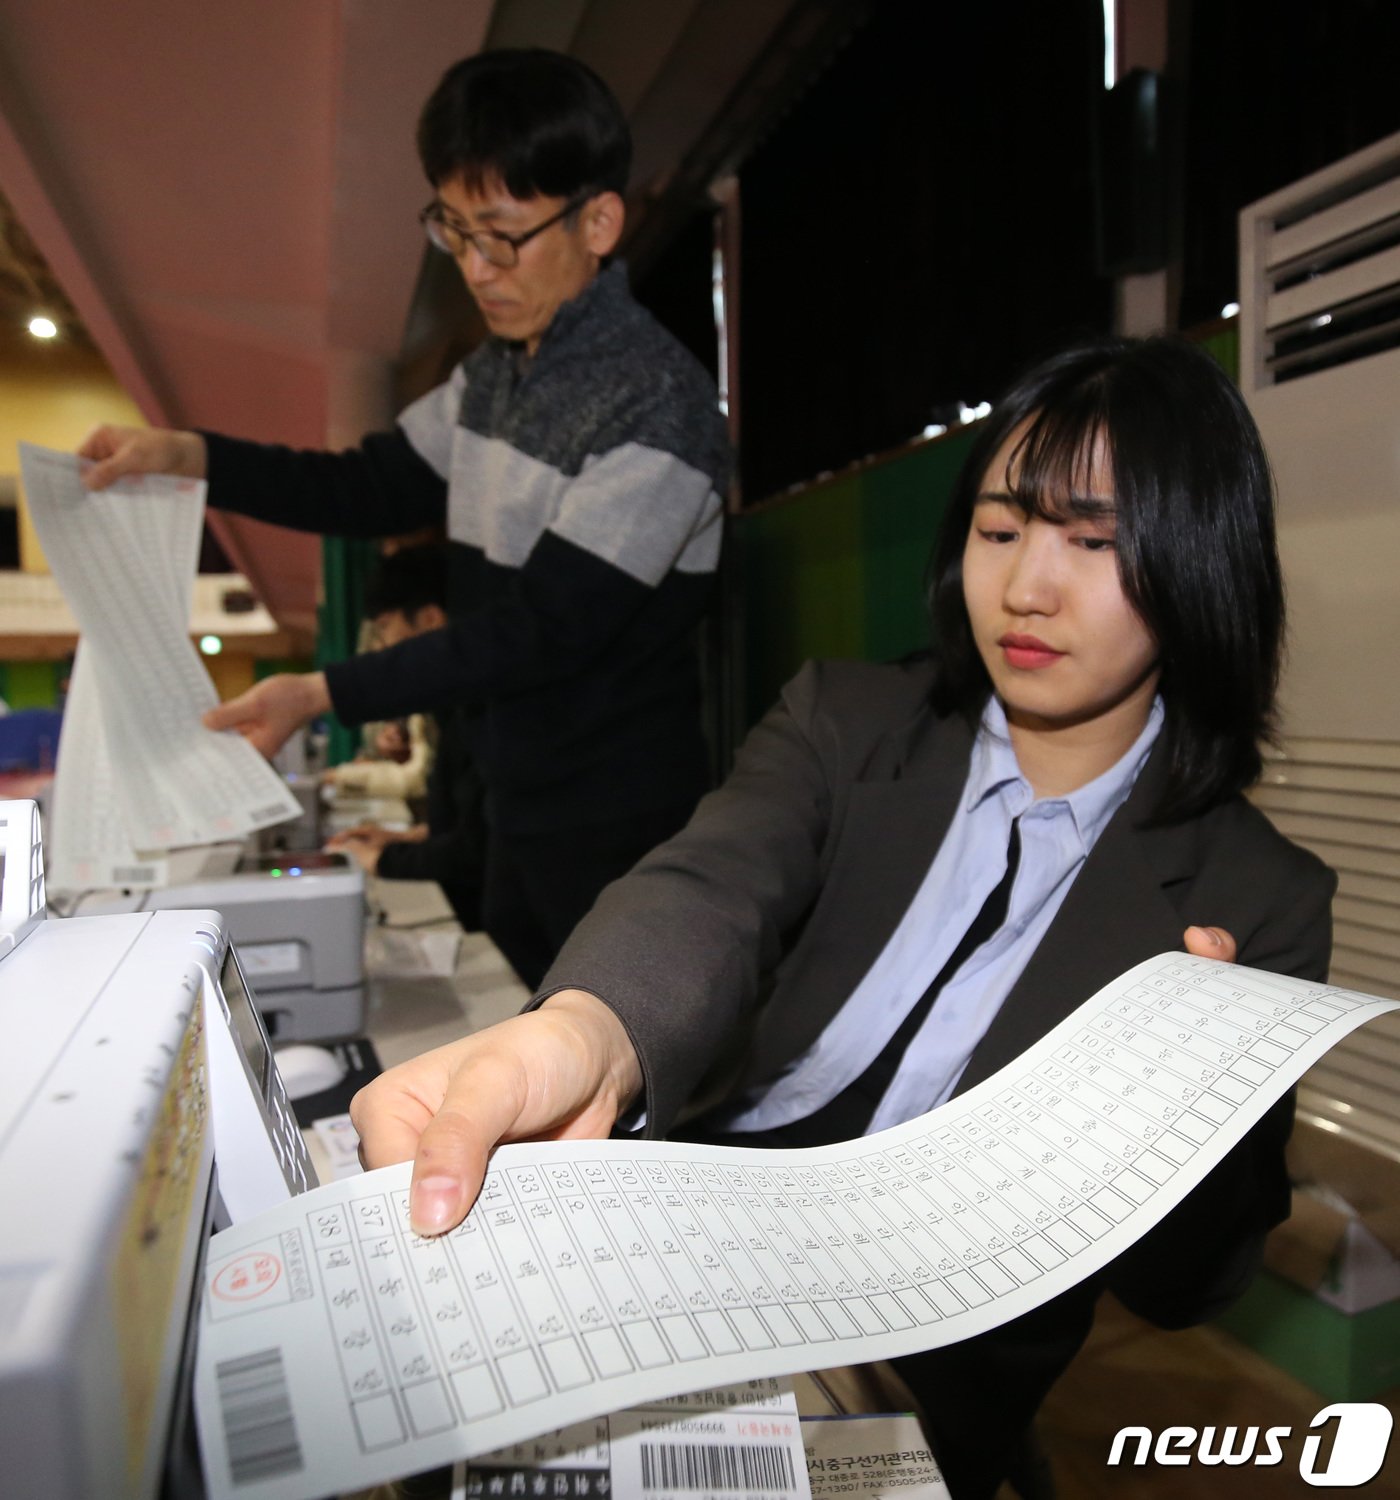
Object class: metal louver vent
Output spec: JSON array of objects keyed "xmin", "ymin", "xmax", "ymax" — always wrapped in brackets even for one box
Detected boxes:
[
  {"xmin": 1241, "ymin": 133, "xmax": 1400, "ymax": 389},
  {"xmin": 1253, "ymin": 740, "xmax": 1400, "ymax": 1161}
]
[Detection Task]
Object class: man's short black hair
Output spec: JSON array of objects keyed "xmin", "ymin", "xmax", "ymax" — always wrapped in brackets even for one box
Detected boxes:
[
  {"xmin": 927, "ymin": 335, "xmax": 1284, "ymax": 823},
  {"xmin": 364, "ymin": 544, "xmax": 448, "ymax": 624},
  {"xmin": 418, "ymin": 48, "xmax": 631, "ymax": 200}
]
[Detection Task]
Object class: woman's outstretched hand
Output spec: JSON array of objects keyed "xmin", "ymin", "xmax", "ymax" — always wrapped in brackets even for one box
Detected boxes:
[{"xmin": 349, "ymin": 989, "xmax": 641, "ymax": 1236}]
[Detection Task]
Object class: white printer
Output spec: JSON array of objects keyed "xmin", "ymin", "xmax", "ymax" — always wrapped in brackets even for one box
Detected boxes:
[
  {"xmin": 136, "ymin": 848, "xmax": 367, "ymax": 1041},
  {"xmin": 0, "ymin": 801, "xmax": 317, "ymax": 1500},
  {"xmin": 81, "ymin": 843, "xmax": 367, "ymax": 1042}
]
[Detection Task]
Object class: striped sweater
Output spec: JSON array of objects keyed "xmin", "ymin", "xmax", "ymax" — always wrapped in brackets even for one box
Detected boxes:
[{"xmin": 203, "ymin": 261, "xmax": 731, "ymax": 832}]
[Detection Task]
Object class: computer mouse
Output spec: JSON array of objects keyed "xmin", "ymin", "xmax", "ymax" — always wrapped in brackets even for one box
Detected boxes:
[{"xmin": 274, "ymin": 1043, "xmax": 349, "ymax": 1101}]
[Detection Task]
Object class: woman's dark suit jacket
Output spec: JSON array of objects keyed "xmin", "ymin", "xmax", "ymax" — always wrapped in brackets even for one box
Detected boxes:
[{"xmin": 541, "ymin": 658, "xmax": 1337, "ymax": 1325}]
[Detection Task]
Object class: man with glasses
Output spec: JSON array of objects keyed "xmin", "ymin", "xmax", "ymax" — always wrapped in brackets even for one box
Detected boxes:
[{"xmin": 79, "ymin": 49, "xmax": 731, "ymax": 987}]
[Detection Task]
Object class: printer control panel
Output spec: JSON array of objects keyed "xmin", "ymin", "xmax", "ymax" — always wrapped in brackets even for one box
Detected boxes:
[{"xmin": 198, "ymin": 926, "xmax": 318, "ymax": 1222}]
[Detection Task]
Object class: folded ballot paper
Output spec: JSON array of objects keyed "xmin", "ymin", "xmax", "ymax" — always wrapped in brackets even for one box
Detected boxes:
[
  {"xmin": 194, "ymin": 952, "xmax": 1398, "ymax": 1500},
  {"xmin": 18, "ymin": 444, "xmax": 297, "ymax": 889}
]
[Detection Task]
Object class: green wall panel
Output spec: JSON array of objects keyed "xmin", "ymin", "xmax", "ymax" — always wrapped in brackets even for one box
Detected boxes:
[
  {"xmin": 739, "ymin": 473, "xmax": 864, "ymax": 723},
  {"xmin": 860, "ymin": 435, "xmax": 978, "ymax": 663},
  {"xmin": 0, "ymin": 659, "xmax": 64, "ymax": 710},
  {"xmin": 1196, "ymin": 320, "xmax": 1241, "ymax": 381},
  {"xmin": 1217, "ymin": 1269, "xmax": 1400, "ymax": 1403},
  {"xmin": 737, "ymin": 426, "xmax": 979, "ymax": 725},
  {"xmin": 254, "ymin": 658, "xmax": 313, "ymax": 681},
  {"xmin": 317, "ymin": 534, "xmax": 377, "ymax": 765}
]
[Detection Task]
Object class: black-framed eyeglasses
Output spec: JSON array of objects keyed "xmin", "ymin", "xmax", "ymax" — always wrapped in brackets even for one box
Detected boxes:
[{"xmin": 418, "ymin": 191, "xmax": 592, "ymax": 268}]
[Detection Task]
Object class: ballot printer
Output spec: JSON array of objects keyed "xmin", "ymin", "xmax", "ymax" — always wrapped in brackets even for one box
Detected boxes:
[
  {"xmin": 80, "ymin": 839, "xmax": 367, "ymax": 1041},
  {"xmin": 138, "ymin": 846, "xmax": 366, "ymax": 1040},
  {"xmin": 0, "ymin": 801, "xmax": 316, "ymax": 1499}
]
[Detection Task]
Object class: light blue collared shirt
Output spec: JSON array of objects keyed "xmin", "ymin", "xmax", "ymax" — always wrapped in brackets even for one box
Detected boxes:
[{"xmin": 715, "ymin": 694, "xmax": 1164, "ymax": 1133}]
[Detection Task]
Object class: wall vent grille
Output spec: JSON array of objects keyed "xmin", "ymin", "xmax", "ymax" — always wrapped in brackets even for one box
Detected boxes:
[
  {"xmin": 1241, "ymin": 134, "xmax": 1400, "ymax": 389},
  {"xmin": 1253, "ymin": 739, "xmax": 1400, "ymax": 1161}
]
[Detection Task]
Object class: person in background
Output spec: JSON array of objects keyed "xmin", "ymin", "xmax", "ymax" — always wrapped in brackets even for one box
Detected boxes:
[
  {"xmin": 78, "ymin": 48, "xmax": 730, "ymax": 987},
  {"xmin": 326, "ymin": 544, "xmax": 485, "ymax": 932},
  {"xmin": 324, "ymin": 710, "xmax": 433, "ymax": 803},
  {"xmin": 350, "ymin": 337, "xmax": 1335, "ymax": 1499}
]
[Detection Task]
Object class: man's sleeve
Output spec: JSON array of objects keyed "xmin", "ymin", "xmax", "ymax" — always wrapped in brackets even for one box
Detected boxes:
[
  {"xmin": 325, "ymin": 427, "xmax": 724, "ymax": 725},
  {"xmin": 377, "ymin": 729, "xmax": 484, "ymax": 888},
  {"xmin": 375, "ymin": 832, "xmax": 458, "ymax": 883},
  {"xmin": 199, "ymin": 369, "xmax": 459, "ymax": 537}
]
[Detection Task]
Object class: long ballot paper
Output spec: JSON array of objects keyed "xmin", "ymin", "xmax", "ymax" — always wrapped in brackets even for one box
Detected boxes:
[
  {"xmin": 195, "ymin": 953, "xmax": 1398, "ymax": 1499},
  {"xmin": 44, "ymin": 464, "xmax": 206, "ymax": 888},
  {"xmin": 18, "ymin": 443, "xmax": 296, "ymax": 873},
  {"xmin": 51, "ymin": 644, "xmax": 176, "ymax": 889}
]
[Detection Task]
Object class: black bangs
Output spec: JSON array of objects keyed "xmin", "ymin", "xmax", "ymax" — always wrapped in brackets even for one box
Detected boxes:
[
  {"xmin": 441, "ymin": 92, "xmax": 619, "ymax": 202},
  {"xmin": 997, "ymin": 390, "xmax": 1115, "ymax": 523},
  {"xmin": 418, "ymin": 50, "xmax": 631, "ymax": 199}
]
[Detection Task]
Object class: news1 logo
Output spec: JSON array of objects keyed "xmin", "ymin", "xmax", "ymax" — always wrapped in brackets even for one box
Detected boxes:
[{"xmin": 1108, "ymin": 1403, "xmax": 1394, "ymax": 1486}]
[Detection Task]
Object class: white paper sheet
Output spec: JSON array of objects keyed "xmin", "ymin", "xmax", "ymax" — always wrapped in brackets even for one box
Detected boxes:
[
  {"xmin": 46, "ymin": 461, "xmax": 207, "ymax": 887},
  {"xmin": 366, "ymin": 925, "xmax": 465, "ymax": 980},
  {"xmin": 310, "ymin": 1115, "xmax": 366, "ymax": 1182},
  {"xmin": 804, "ymin": 1414, "xmax": 948, "ymax": 1500},
  {"xmin": 20, "ymin": 443, "xmax": 297, "ymax": 860},
  {"xmin": 44, "ymin": 457, "xmax": 207, "ymax": 889},
  {"xmin": 48, "ymin": 645, "xmax": 174, "ymax": 890},
  {"xmin": 457, "ymin": 1378, "xmax": 807, "ymax": 1500},
  {"xmin": 194, "ymin": 953, "xmax": 1399, "ymax": 1500}
]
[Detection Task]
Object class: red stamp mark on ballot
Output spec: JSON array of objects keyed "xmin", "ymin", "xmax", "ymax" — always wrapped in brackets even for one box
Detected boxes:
[{"xmin": 212, "ymin": 1251, "xmax": 283, "ymax": 1302}]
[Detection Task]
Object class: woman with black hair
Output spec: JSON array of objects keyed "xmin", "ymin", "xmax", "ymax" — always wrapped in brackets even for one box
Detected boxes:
[{"xmin": 353, "ymin": 335, "xmax": 1335, "ymax": 1498}]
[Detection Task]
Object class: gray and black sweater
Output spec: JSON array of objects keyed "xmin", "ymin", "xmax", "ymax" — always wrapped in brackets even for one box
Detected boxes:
[{"xmin": 202, "ymin": 263, "xmax": 730, "ymax": 834}]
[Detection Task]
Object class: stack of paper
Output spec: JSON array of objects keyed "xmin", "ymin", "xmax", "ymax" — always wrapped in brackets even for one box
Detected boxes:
[{"xmin": 19, "ymin": 443, "xmax": 298, "ymax": 891}]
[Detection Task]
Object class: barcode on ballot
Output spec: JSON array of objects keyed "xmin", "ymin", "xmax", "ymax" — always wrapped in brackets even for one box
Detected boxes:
[
  {"xmin": 111, "ymin": 865, "xmax": 157, "ymax": 884},
  {"xmin": 640, "ymin": 1441, "xmax": 797, "ymax": 1492},
  {"xmin": 215, "ymin": 1347, "xmax": 303, "ymax": 1485}
]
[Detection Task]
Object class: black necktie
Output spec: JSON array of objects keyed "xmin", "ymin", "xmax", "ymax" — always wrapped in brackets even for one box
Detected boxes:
[{"xmin": 776, "ymin": 818, "xmax": 1023, "ymax": 1148}]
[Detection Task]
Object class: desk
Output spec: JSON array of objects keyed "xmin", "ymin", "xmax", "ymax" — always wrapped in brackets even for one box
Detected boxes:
[{"xmin": 362, "ymin": 877, "xmax": 526, "ymax": 1066}]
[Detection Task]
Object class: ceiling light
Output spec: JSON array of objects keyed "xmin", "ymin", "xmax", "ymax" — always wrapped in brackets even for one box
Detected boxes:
[
  {"xmin": 1102, "ymin": 0, "xmax": 1116, "ymax": 89},
  {"xmin": 28, "ymin": 315, "xmax": 57, "ymax": 339},
  {"xmin": 199, "ymin": 635, "xmax": 223, "ymax": 656},
  {"xmin": 1220, "ymin": 302, "xmax": 1240, "ymax": 319}
]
